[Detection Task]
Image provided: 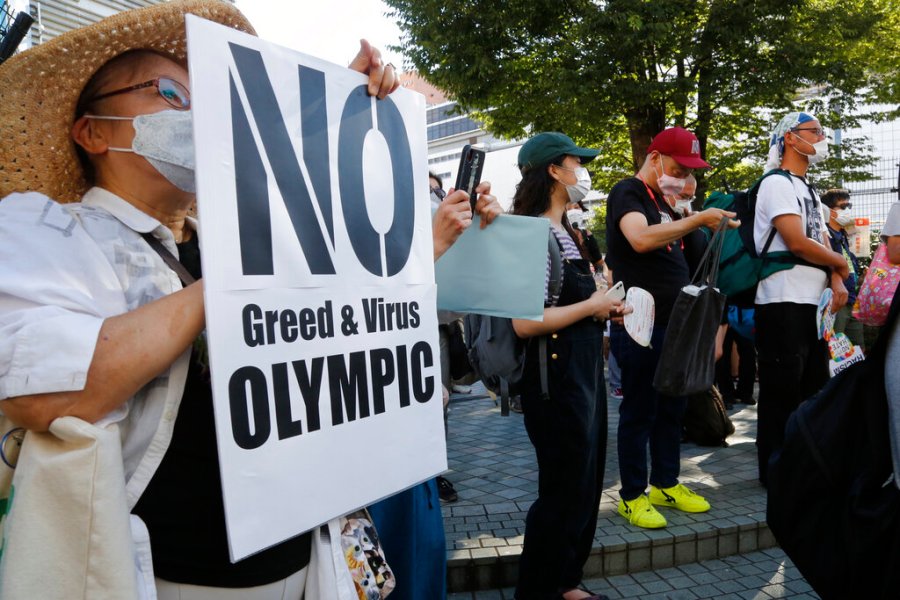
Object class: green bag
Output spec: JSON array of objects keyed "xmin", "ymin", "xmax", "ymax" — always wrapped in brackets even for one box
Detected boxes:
[{"xmin": 703, "ymin": 169, "xmax": 819, "ymax": 306}]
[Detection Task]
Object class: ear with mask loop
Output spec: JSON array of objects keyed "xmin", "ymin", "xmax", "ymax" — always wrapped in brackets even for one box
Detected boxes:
[{"xmin": 84, "ymin": 109, "xmax": 196, "ymax": 192}]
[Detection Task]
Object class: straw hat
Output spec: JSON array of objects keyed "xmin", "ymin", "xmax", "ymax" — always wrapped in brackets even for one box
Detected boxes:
[{"xmin": 0, "ymin": 0, "xmax": 255, "ymax": 203}]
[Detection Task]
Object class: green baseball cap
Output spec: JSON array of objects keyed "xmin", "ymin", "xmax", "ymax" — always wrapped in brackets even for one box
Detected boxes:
[{"xmin": 517, "ymin": 132, "xmax": 600, "ymax": 171}]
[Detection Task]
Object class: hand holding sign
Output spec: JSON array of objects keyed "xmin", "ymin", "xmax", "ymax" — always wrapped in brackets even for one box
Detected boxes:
[
  {"xmin": 349, "ymin": 39, "xmax": 400, "ymax": 99},
  {"xmin": 817, "ymin": 288, "xmax": 865, "ymax": 376}
]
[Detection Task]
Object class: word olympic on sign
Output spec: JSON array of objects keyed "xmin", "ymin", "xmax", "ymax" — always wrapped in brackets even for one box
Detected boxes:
[{"xmin": 186, "ymin": 16, "xmax": 444, "ymax": 561}]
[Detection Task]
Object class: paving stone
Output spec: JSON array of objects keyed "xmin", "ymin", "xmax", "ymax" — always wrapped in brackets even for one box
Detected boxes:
[{"xmin": 443, "ymin": 384, "xmax": 819, "ymax": 599}]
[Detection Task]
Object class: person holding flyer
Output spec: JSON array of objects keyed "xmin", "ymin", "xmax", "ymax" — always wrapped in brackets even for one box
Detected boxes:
[{"xmin": 0, "ymin": 1, "xmax": 404, "ymax": 597}]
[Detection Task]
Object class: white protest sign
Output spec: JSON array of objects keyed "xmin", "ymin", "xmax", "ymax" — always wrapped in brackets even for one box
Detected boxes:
[{"xmin": 186, "ymin": 16, "xmax": 444, "ymax": 562}]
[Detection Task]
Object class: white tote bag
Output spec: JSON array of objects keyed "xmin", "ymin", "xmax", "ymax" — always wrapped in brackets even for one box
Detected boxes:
[{"xmin": 0, "ymin": 417, "xmax": 147, "ymax": 599}]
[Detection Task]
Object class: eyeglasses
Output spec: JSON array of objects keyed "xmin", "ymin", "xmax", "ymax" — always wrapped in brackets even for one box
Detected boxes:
[
  {"xmin": 90, "ymin": 77, "xmax": 191, "ymax": 110},
  {"xmin": 791, "ymin": 126, "xmax": 826, "ymax": 137},
  {"xmin": 835, "ymin": 202, "xmax": 853, "ymax": 210}
]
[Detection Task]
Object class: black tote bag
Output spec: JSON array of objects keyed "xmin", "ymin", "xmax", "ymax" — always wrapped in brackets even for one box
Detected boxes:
[{"xmin": 653, "ymin": 218, "xmax": 729, "ymax": 396}]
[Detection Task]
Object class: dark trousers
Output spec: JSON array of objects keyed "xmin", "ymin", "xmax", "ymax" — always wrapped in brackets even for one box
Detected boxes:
[
  {"xmin": 755, "ymin": 302, "xmax": 829, "ymax": 486},
  {"xmin": 716, "ymin": 328, "xmax": 756, "ymax": 401},
  {"xmin": 515, "ymin": 325, "xmax": 606, "ymax": 599},
  {"xmin": 612, "ymin": 324, "xmax": 688, "ymax": 500}
]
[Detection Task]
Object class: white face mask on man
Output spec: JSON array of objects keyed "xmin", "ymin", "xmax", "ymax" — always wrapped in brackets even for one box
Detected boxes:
[
  {"xmin": 86, "ymin": 109, "xmax": 196, "ymax": 193},
  {"xmin": 792, "ymin": 130, "xmax": 830, "ymax": 166},
  {"xmin": 834, "ymin": 207, "xmax": 854, "ymax": 228},
  {"xmin": 655, "ymin": 155, "xmax": 688, "ymax": 197}
]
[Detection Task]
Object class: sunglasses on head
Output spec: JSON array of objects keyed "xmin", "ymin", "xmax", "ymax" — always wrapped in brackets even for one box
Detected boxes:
[{"xmin": 90, "ymin": 77, "xmax": 190, "ymax": 110}]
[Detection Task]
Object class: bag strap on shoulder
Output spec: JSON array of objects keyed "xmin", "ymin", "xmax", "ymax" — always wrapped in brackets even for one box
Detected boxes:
[
  {"xmin": 141, "ymin": 232, "xmax": 197, "ymax": 286},
  {"xmin": 547, "ymin": 230, "xmax": 563, "ymax": 305}
]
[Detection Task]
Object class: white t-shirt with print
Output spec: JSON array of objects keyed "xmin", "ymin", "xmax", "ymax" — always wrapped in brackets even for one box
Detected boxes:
[{"xmin": 753, "ymin": 173, "xmax": 829, "ymax": 305}]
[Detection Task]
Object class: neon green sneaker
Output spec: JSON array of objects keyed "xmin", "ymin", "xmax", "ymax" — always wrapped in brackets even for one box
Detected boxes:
[
  {"xmin": 649, "ymin": 483, "xmax": 711, "ymax": 513},
  {"xmin": 618, "ymin": 494, "xmax": 667, "ymax": 529}
]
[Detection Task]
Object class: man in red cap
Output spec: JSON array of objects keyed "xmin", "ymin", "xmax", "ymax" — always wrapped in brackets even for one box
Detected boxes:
[{"xmin": 606, "ymin": 127, "xmax": 737, "ymax": 529}]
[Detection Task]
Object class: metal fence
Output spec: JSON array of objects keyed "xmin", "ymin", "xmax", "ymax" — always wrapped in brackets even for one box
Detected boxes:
[
  {"xmin": 0, "ymin": 1, "xmax": 34, "ymax": 65},
  {"xmin": 847, "ymin": 156, "xmax": 899, "ymax": 230}
]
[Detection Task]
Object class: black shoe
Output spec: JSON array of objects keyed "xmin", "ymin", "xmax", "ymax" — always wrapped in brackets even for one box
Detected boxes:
[
  {"xmin": 736, "ymin": 394, "xmax": 756, "ymax": 405},
  {"xmin": 437, "ymin": 476, "xmax": 458, "ymax": 503}
]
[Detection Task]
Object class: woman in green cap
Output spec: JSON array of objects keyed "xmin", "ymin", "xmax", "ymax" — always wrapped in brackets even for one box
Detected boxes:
[{"xmin": 510, "ymin": 132, "xmax": 625, "ymax": 600}]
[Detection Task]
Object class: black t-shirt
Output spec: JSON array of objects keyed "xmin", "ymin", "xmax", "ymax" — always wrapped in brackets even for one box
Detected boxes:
[
  {"xmin": 132, "ymin": 233, "xmax": 311, "ymax": 587},
  {"xmin": 605, "ymin": 177, "xmax": 695, "ymax": 326}
]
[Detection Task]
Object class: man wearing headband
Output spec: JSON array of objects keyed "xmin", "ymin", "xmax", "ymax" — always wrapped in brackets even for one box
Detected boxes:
[
  {"xmin": 606, "ymin": 127, "xmax": 737, "ymax": 529},
  {"xmin": 0, "ymin": 1, "xmax": 401, "ymax": 597},
  {"xmin": 754, "ymin": 111, "xmax": 850, "ymax": 487}
]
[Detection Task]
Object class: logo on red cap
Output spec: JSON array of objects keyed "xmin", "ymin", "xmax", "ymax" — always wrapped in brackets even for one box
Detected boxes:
[{"xmin": 647, "ymin": 127, "xmax": 711, "ymax": 169}]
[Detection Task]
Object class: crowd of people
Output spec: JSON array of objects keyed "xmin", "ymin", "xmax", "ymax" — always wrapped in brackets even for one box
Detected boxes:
[{"xmin": 0, "ymin": 1, "xmax": 899, "ymax": 600}]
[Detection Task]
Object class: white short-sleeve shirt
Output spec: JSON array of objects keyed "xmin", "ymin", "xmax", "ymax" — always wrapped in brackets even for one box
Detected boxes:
[
  {"xmin": 753, "ymin": 173, "xmax": 829, "ymax": 305},
  {"xmin": 0, "ymin": 188, "xmax": 190, "ymax": 508}
]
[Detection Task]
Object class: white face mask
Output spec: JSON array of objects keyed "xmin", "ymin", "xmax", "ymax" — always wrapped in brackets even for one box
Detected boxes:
[
  {"xmin": 556, "ymin": 165, "xmax": 592, "ymax": 203},
  {"xmin": 86, "ymin": 109, "xmax": 196, "ymax": 193},
  {"xmin": 674, "ymin": 198, "xmax": 693, "ymax": 216},
  {"xmin": 655, "ymin": 156, "xmax": 687, "ymax": 196},
  {"xmin": 798, "ymin": 138, "xmax": 830, "ymax": 166},
  {"xmin": 834, "ymin": 207, "xmax": 854, "ymax": 228}
]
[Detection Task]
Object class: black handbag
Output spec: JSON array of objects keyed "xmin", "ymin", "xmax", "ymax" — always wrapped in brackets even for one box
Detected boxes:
[{"xmin": 653, "ymin": 218, "xmax": 728, "ymax": 396}]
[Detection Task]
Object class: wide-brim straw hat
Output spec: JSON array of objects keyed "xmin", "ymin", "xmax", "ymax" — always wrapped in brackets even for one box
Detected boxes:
[{"xmin": 0, "ymin": 0, "xmax": 255, "ymax": 203}]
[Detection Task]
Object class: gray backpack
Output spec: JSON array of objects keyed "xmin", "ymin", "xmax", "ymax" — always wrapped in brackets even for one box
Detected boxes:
[{"xmin": 464, "ymin": 235, "xmax": 562, "ymax": 415}]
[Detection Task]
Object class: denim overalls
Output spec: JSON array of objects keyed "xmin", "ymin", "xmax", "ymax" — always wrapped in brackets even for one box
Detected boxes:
[{"xmin": 515, "ymin": 254, "xmax": 608, "ymax": 599}]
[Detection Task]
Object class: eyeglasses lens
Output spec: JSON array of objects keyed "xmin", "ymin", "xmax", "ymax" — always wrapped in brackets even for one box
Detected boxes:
[
  {"xmin": 159, "ymin": 78, "xmax": 190, "ymax": 110},
  {"xmin": 158, "ymin": 77, "xmax": 191, "ymax": 110}
]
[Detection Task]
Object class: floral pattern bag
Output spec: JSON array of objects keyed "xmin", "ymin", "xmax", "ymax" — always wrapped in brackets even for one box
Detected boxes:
[{"xmin": 853, "ymin": 242, "xmax": 900, "ymax": 326}]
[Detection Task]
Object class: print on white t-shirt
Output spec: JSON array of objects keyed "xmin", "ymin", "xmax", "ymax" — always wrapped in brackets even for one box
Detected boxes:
[{"xmin": 753, "ymin": 173, "xmax": 829, "ymax": 305}]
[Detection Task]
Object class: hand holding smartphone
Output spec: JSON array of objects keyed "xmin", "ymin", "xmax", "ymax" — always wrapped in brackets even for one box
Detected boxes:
[
  {"xmin": 606, "ymin": 280, "xmax": 626, "ymax": 302},
  {"xmin": 454, "ymin": 145, "xmax": 485, "ymax": 213}
]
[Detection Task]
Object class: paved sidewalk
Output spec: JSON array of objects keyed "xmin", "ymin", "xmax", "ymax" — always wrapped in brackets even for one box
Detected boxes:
[
  {"xmin": 441, "ymin": 381, "xmax": 789, "ymax": 592},
  {"xmin": 450, "ymin": 547, "xmax": 821, "ymax": 599}
]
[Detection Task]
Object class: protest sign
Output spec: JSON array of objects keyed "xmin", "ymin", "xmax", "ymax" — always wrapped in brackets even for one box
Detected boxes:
[
  {"xmin": 435, "ymin": 215, "xmax": 549, "ymax": 320},
  {"xmin": 186, "ymin": 16, "xmax": 444, "ymax": 561}
]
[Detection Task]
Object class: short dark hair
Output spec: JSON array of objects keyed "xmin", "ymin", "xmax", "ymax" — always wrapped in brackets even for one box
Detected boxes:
[
  {"xmin": 428, "ymin": 171, "xmax": 443, "ymax": 189},
  {"xmin": 821, "ymin": 188, "xmax": 851, "ymax": 208}
]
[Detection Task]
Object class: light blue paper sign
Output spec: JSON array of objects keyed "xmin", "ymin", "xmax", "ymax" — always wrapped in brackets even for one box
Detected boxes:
[{"xmin": 435, "ymin": 215, "xmax": 550, "ymax": 320}]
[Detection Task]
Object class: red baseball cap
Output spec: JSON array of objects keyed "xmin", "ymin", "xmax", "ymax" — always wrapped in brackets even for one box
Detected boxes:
[{"xmin": 647, "ymin": 127, "xmax": 711, "ymax": 169}]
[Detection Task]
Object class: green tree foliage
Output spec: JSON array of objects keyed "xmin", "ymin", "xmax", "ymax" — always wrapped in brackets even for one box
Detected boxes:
[{"xmin": 387, "ymin": 0, "xmax": 900, "ymax": 195}]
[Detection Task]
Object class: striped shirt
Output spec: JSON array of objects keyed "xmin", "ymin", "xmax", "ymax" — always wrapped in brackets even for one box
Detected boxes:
[{"xmin": 545, "ymin": 226, "xmax": 582, "ymax": 305}]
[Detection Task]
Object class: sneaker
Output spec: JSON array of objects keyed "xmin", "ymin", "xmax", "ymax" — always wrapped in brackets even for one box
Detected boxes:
[
  {"xmin": 451, "ymin": 384, "xmax": 472, "ymax": 394},
  {"xmin": 618, "ymin": 494, "xmax": 667, "ymax": 529},
  {"xmin": 436, "ymin": 476, "xmax": 458, "ymax": 503},
  {"xmin": 610, "ymin": 387, "xmax": 623, "ymax": 399},
  {"xmin": 649, "ymin": 483, "xmax": 711, "ymax": 513}
]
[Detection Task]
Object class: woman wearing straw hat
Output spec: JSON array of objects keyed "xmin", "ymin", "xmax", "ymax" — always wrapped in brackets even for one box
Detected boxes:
[{"xmin": 0, "ymin": 1, "xmax": 399, "ymax": 598}]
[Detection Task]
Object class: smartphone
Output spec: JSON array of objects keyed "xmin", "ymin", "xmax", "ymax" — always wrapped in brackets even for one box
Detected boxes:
[
  {"xmin": 606, "ymin": 280, "xmax": 626, "ymax": 302},
  {"xmin": 454, "ymin": 145, "xmax": 486, "ymax": 212}
]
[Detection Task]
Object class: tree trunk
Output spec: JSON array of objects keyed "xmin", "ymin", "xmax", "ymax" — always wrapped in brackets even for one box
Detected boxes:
[
  {"xmin": 625, "ymin": 106, "xmax": 666, "ymax": 171},
  {"xmin": 695, "ymin": 62, "xmax": 714, "ymax": 201}
]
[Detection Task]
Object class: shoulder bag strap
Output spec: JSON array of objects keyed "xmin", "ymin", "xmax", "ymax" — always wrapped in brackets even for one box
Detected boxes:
[{"xmin": 141, "ymin": 232, "xmax": 197, "ymax": 286}]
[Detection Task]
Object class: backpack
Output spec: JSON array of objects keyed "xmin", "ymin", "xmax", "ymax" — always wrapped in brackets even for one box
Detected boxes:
[
  {"xmin": 703, "ymin": 169, "xmax": 821, "ymax": 307},
  {"xmin": 766, "ymin": 284, "xmax": 900, "ymax": 599},
  {"xmin": 682, "ymin": 385, "xmax": 734, "ymax": 447},
  {"xmin": 464, "ymin": 234, "xmax": 562, "ymax": 416}
]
